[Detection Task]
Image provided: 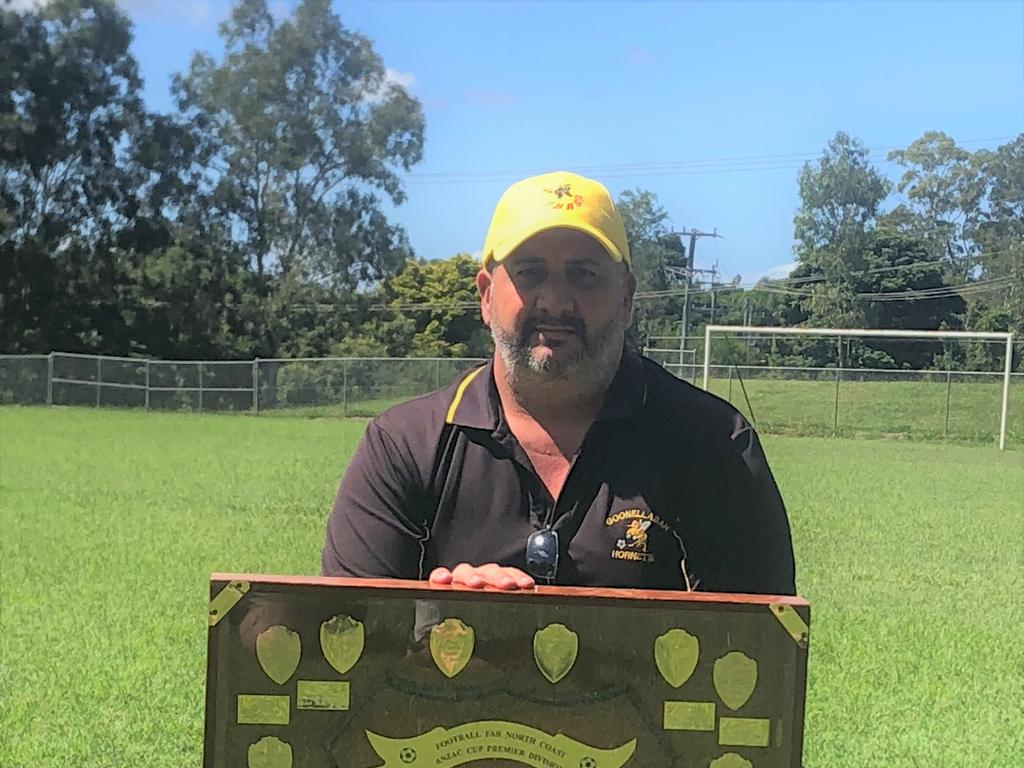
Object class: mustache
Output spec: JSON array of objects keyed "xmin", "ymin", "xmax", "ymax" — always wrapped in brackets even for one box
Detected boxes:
[{"xmin": 519, "ymin": 313, "xmax": 586, "ymax": 340}]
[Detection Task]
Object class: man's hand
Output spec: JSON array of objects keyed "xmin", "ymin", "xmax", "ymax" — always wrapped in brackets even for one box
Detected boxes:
[{"xmin": 429, "ymin": 563, "xmax": 535, "ymax": 590}]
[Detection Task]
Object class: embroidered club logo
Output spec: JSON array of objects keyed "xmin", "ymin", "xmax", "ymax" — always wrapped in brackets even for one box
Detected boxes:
[
  {"xmin": 623, "ymin": 519, "xmax": 650, "ymax": 552},
  {"xmin": 606, "ymin": 508, "xmax": 667, "ymax": 564},
  {"xmin": 545, "ymin": 183, "xmax": 585, "ymax": 211}
]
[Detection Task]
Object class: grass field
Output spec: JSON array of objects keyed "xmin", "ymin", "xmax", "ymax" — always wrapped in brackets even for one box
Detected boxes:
[
  {"xmin": 703, "ymin": 374, "xmax": 1024, "ymax": 444},
  {"xmin": 256, "ymin": 373, "xmax": 1024, "ymax": 447},
  {"xmin": 1, "ymin": 406, "xmax": 1022, "ymax": 767}
]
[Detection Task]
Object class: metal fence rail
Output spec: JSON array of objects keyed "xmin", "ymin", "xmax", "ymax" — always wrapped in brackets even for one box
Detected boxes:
[
  {"xmin": 1, "ymin": 351, "xmax": 1021, "ymax": 446},
  {"xmin": 0, "ymin": 353, "xmax": 490, "ymax": 417}
]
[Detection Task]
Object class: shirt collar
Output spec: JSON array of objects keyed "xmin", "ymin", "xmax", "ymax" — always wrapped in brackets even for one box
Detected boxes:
[
  {"xmin": 445, "ymin": 359, "xmax": 501, "ymax": 430},
  {"xmin": 445, "ymin": 349, "xmax": 647, "ymax": 430},
  {"xmin": 594, "ymin": 348, "xmax": 648, "ymax": 422}
]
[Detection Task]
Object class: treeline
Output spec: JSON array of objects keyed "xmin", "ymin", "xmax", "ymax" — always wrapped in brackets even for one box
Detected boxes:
[
  {"xmin": 627, "ymin": 131, "xmax": 1023, "ymax": 370},
  {"xmin": 2, "ymin": 1, "xmax": 1021, "ymax": 371}
]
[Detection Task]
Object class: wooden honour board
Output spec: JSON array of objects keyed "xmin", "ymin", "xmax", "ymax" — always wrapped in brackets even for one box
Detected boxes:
[{"xmin": 204, "ymin": 575, "xmax": 810, "ymax": 768}]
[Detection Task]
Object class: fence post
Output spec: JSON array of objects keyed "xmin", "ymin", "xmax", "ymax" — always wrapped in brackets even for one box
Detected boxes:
[
  {"xmin": 96, "ymin": 356, "xmax": 102, "ymax": 408},
  {"xmin": 145, "ymin": 360, "xmax": 151, "ymax": 410},
  {"xmin": 343, "ymin": 360, "xmax": 349, "ymax": 417},
  {"xmin": 252, "ymin": 359, "xmax": 259, "ymax": 414},
  {"xmin": 833, "ymin": 365, "xmax": 841, "ymax": 435},
  {"xmin": 727, "ymin": 365, "xmax": 734, "ymax": 403},
  {"xmin": 46, "ymin": 352, "xmax": 54, "ymax": 405},
  {"xmin": 198, "ymin": 362, "xmax": 204, "ymax": 413},
  {"xmin": 998, "ymin": 334, "xmax": 1012, "ymax": 451},
  {"xmin": 944, "ymin": 369, "xmax": 952, "ymax": 436}
]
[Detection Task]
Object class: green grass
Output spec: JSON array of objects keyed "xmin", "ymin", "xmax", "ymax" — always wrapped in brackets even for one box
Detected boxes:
[
  {"xmin": 1, "ymin": 407, "xmax": 1022, "ymax": 767},
  {"xmin": 256, "ymin": 375, "xmax": 1024, "ymax": 447},
  {"xmin": 257, "ymin": 395, "xmax": 412, "ymax": 419},
  {"xmin": 705, "ymin": 374, "xmax": 1024, "ymax": 444}
]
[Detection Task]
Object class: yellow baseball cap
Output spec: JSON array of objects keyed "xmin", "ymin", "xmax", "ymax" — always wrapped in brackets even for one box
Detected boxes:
[{"xmin": 481, "ymin": 171, "xmax": 631, "ymax": 270}]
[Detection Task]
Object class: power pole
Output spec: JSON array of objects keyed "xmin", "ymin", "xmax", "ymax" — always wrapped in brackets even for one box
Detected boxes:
[
  {"xmin": 707, "ymin": 260, "xmax": 720, "ymax": 326},
  {"xmin": 676, "ymin": 228, "xmax": 722, "ymax": 367}
]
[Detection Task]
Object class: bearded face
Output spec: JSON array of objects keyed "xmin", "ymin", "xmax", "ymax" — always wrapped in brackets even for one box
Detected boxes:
[{"xmin": 478, "ymin": 229, "xmax": 635, "ymax": 400}]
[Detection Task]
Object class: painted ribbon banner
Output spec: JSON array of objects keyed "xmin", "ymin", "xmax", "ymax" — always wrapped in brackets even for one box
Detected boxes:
[{"xmin": 365, "ymin": 720, "xmax": 636, "ymax": 768}]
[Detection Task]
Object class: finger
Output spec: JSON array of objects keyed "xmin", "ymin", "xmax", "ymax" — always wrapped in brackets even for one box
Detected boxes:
[
  {"xmin": 505, "ymin": 568, "xmax": 536, "ymax": 590},
  {"xmin": 451, "ymin": 563, "xmax": 486, "ymax": 589},
  {"xmin": 479, "ymin": 563, "xmax": 518, "ymax": 590},
  {"xmin": 492, "ymin": 567, "xmax": 533, "ymax": 590},
  {"xmin": 428, "ymin": 567, "xmax": 453, "ymax": 585}
]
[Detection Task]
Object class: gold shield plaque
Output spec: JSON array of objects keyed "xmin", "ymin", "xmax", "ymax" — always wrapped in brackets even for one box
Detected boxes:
[
  {"xmin": 320, "ymin": 614, "xmax": 365, "ymax": 675},
  {"xmin": 709, "ymin": 753, "xmax": 752, "ymax": 768},
  {"xmin": 256, "ymin": 625, "xmax": 301, "ymax": 685},
  {"xmin": 429, "ymin": 618, "xmax": 474, "ymax": 678},
  {"xmin": 247, "ymin": 736, "xmax": 293, "ymax": 768},
  {"xmin": 713, "ymin": 651, "xmax": 758, "ymax": 710},
  {"xmin": 654, "ymin": 628, "xmax": 699, "ymax": 688},
  {"xmin": 533, "ymin": 623, "xmax": 579, "ymax": 684}
]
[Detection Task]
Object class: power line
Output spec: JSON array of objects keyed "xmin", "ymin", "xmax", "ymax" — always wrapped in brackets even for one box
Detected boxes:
[
  {"xmin": 401, "ymin": 136, "xmax": 1015, "ymax": 185},
  {"xmin": 286, "ymin": 247, "xmax": 1019, "ymax": 314},
  {"xmin": 859, "ymin": 278, "xmax": 1013, "ymax": 301},
  {"xmin": 636, "ymin": 248, "xmax": 1013, "ymax": 295},
  {"xmin": 367, "ymin": 277, "xmax": 1013, "ymax": 314}
]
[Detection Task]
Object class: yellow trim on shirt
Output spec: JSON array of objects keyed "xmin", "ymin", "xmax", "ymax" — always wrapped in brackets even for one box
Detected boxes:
[{"xmin": 445, "ymin": 366, "xmax": 486, "ymax": 424}]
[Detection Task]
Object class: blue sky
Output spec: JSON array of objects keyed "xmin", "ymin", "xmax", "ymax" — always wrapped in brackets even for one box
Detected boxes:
[{"xmin": 119, "ymin": 0, "xmax": 1023, "ymax": 282}]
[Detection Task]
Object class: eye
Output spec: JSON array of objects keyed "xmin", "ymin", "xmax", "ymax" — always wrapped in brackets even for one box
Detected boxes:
[
  {"xmin": 513, "ymin": 265, "xmax": 545, "ymax": 282},
  {"xmin": 567, "ymin": 264, "xmax": 599, "ymax": 284}
]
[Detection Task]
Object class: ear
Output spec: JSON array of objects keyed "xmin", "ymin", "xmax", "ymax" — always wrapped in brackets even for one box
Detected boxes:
[
  {"xmin": 622, "ymin": 269, "xmax": 637, "ymax": 329},
  {"xmin": 476, "ymin": 268, "xmax": 493, "ymax": 327}
]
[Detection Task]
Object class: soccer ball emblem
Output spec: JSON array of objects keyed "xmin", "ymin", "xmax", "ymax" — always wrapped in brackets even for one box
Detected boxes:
[
  {"xmin": 400, "ymin": 747, "xmax": 417, "ymax": 764},
  {"xmin": 580, "ymin": 758, "xmax": 597, "ymax": 768}
]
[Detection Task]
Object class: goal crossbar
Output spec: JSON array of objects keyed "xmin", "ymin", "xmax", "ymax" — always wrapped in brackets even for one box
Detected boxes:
[{"xmin": 702, "ymin": 325, "xmax": 1015, "ymax": 450}]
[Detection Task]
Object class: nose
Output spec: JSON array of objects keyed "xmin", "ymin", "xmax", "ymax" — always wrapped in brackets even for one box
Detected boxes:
[{"xmin": 533, "ymin": 274, "xmax": 577, "ymax": 318}]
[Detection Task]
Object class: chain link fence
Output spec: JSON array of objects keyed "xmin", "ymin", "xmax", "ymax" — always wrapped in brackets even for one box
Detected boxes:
[
  {"xmin": 0, "ymin": 353, "xmax": 488, "ymax": 417},
  {"xmin": 669, "ymin": 362, "xmax": 1023, "ymax": 444},
  {"xmin": 257, "ymin": 357, "xmax": 487, "ymax": 417},
  {"xmin": 2, "ymin": 350, "xmax": 1021, "ymax": 445}
]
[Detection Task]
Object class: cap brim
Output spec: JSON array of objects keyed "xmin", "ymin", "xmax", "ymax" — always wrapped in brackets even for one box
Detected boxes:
[{"xmin": 487, "ymin": 223, "xmax": 628, "ymax": 269}]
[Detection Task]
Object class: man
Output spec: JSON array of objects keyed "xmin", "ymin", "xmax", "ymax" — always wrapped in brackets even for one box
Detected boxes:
[{"xmin": 322, "ymin": 171, "xmax": 796, "ymax": 595}]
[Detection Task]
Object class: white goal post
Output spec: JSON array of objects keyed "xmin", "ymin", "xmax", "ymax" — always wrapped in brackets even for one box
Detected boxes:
[{"xmin": 702, "ymin": 325, "xmax": 1016, "ymax": 450}]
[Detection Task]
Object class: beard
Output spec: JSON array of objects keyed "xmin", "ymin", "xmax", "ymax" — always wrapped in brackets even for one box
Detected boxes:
[{"xmin": 489, "ymin": 307, "xmax": 625, "ymax": 402}]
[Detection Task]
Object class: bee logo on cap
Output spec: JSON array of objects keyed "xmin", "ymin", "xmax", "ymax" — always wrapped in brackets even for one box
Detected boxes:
[{"xmin": 545, "ymin": 183, "xmax": 585, "ymax": 211}]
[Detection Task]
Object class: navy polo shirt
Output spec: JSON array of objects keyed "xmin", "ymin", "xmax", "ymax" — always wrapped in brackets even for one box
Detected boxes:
[{"xmin": 322, "ymin": 350, "xmax": 796, "ymax": 595}]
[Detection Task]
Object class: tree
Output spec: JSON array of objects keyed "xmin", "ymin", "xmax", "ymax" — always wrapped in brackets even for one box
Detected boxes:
[
  {"xmin": 974, "ymin": 135, "xmax": 1024, "ymax": 338},
  {"xmin": 615, "ymin": 189, "xmax": 687, "ymax": 351},
  {"xmin": 793, "ymin": 132, "xmax": 891, "ymax": 329},
  {"xmin": 114, "ymin": 107, "xmax": 266, "ymax": 359},
  {"xmin": 887, "ymin": 131, "xmax": 988, "ymax": 280},
  {"xmin": 854, "ymin": 225, "xmax": 966, "ymax": 368},
  {"xmin": 373, "ymin": 254, "xmax": 490, "ymax": 357},
  {"xmin": 0, "ymin": 0, "xmax": 146, "ymax": 353},
  {"xmin": 887, "ymin": 131, "xmax": 1023, "ymax": 348},
  {"xmin": 172, "ymin": 0, "xmax": 425, "ymax": 357}
]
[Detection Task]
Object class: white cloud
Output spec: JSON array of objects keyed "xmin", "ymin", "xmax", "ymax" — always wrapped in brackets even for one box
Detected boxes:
[
  {"xmin": 9, "ymin": 0, "xmax": 218, "ymax": 22},
  {"xmin": 116, "ymin": 0, "xmax": 223, "ymax": 26},
  {"xmin": 385, "ymin": 68, "xmax": 416, "ymax": 90},
  {"xmin": 360, "ymin": 68, "xmax": 416, "ymax": 106},
  {"xmin": 752, "ymin": 261, "xmax": 797, "ymax": 282}
]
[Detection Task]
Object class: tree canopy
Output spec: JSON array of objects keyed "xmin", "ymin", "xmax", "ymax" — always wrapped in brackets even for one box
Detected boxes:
[{"xmin": 2, "ymin": 2, "xmax": 1021, "ymax": 372}]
